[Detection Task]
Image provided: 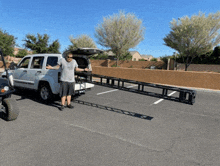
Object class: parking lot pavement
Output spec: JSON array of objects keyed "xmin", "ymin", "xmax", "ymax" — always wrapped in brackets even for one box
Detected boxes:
[{"xmin": 0, "ymin": 84, "xmax": 220, "ymax": 166}]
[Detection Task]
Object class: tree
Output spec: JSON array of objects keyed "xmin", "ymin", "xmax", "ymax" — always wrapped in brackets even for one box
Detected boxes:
[
  {"xmin": 23, "ymin": 33, "xmax": 60, "ymax": 54},
  {"xmin": 191, "ymin": 46, "xmax": 220, "ymax": 64},
  {"xmin": 163, "ymin": 11, "xmax": 220, "ymax": 71},
  {"xmin": 68, "ymin": 34, "xmax": 97, "ymax": 50},
  {"xmin": 160, "ymin": 55, "xmax": 173, "ymax": 69},
  {"xmin": 119, "ymin": 52, "xmax": 132, "ymax": 60},
  {"xmin": 16, "ymin": 49, "xmax": 28, "ymax": 58},
  {"xmin": 0, "ymin": 29, "xmax": 16, "ymax": 56},
  {"xmin": 211, "ymin": 46, "xmax": 220, "ymax": 64},
  {"xmin": 95, "ymin": 10, "xmax": 145, "ymax": 66}
]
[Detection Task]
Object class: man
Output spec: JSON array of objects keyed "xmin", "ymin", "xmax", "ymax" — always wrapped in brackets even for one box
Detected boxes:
[{"xmin": 46, "ymin": 52, "xmax": 89, "ymax": 111}]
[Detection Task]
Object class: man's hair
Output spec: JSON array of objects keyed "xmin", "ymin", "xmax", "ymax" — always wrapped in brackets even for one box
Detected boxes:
[{"xmin": 65, "ymin": 52, "xmax": 73, "ymax": 58}]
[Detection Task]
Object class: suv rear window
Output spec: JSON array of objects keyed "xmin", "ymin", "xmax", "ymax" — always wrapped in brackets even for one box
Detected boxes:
[
  {"xmin": 47, "ymin": 57, "xmax": 58, "ymax": 67},
  {"xmin": 31, "ymin": 57, "xmax": 44, "ymax": 69}
]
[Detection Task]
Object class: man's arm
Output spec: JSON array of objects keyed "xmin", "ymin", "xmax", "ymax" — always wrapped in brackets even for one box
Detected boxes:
[
  {"xmin": 46, "ymin": 65, "xmax": 60, "ymax": 70},
  {"xmin": 75, "ymin": 68, "xmax": 89, "ymax": 72}
]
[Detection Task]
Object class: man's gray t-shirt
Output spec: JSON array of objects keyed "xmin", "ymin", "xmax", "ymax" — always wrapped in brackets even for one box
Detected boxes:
[{"xmin": 57, "ymin": 58, "xmax": 78, "ymax": 82}]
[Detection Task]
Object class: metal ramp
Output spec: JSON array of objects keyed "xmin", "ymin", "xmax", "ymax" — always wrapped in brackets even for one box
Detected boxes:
[{"xmin": 76, "ymin": 72, "xmax": 197, "ymax": 105}]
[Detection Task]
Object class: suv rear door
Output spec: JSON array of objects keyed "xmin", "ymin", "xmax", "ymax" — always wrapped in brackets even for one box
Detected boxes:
[{"xmin": 45, "ymin": 56, "xmax": 61, "ymax": 90}]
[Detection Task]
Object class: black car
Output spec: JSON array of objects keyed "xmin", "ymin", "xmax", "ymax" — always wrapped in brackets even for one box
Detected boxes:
[{"xmin": 0, "ymin": 49, "xmax": 19, "ymax": 121}]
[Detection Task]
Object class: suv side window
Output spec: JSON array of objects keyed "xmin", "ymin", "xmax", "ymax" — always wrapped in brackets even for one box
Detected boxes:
[
  {"xmin": 18, "ymin": 57, "xmax": 31, "ymax": 68},
  {"xmin": 46, "ymin": 56, "xmax": 58, "ymax": 67},
  {"xmin": 31, "ymin": 57, "xmax": 44, "ymax": 69}
]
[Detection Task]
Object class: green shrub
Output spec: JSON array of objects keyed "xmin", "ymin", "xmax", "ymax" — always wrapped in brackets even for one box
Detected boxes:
[
  {"xmin": 111, "ymin": 64, "xmax": 119, "ymax": 67},
  {"xmin": 16, "ymin": 49, "xmax": 28, "ymax": 58},
  {"xmin": 150, "ymin": 58, "xmax": 158, "ymax": 61},
  {"xmin": 91, "ymin": 53, "xmax": 108, "ymax": 60},
  {"xmin": 139, "ymin": 58, "xmax": 145, "ymax": 61}
]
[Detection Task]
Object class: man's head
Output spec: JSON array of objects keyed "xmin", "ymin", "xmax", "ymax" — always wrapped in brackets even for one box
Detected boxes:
[{"xmin": 66, "ymin": 52, "xmax": 73, "ymax": 62}]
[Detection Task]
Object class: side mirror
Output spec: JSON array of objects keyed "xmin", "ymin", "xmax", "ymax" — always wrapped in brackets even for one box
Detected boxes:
[{"xmin": 9, "ymin": 62, "xmax": 18, "ymax": 70}]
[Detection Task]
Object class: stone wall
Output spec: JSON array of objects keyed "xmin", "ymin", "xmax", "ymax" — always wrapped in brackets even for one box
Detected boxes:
[
  {"xmin": 0, "ymin": 61, "xmax": 10, "ymax": 68},
  {"xmin": 92, "ymin": 66, "xmax": 220, "ymax": 90},
  {"xmin": 90, "ymin": 60, "xmax": 166, "ymax": 69},
  {"xmin": 177, "ymin": 63, "xmax": 220, "ymax": 73}
]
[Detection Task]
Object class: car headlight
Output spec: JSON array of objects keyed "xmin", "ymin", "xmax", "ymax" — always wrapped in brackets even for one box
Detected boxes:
[
  {"xmin": 1, "ymin": 86, "xmax": 9, "ymax": 93},
  {"xmin": 4, "ymin": 86, "xmax": 9, "ymax": 91}
]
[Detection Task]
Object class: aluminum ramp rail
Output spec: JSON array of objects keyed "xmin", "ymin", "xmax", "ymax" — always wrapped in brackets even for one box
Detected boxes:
[{"xmin": 76, "ymin": 73, "xmax": 196, "ymax": 105}]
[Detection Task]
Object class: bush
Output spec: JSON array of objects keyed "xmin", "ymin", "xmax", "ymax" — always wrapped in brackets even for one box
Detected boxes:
[
  {"xmin": 150, "ymin": 58, "xmax": 158, "ymax": 61},
  {"xmin": 160, "ymin": 55, "xmax": 172, "ymax": 64},
  {"xmin": 139, "ymin": 58, "xmax": 146, "ymax": 61},
  {"xmin": 111, "ymin": 64, "xmax": 119, "ymax": 67},
  {"xmin": 16, "ymin": 49, "xmax": 28, "ymax": 58},
  {"xmin": 90, "ymin": 53, "xmax": 108, "ymax": 60}
]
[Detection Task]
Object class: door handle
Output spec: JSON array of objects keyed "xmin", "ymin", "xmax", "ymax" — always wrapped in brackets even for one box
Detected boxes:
[
  {"xmin": 35, "ymin": 71, "xmax": 41, "ymax": 76},
  {"xmin": 23, "ymin": 70, "xmax": 27, "ymax": 72}
]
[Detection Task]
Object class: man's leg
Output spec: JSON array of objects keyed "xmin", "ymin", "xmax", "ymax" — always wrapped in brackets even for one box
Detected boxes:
[
  {"xmin": 61, "ymin": 96, "xmax": 66, "ymax": 106},
  {"xmin": 66, "ymin": 95, "xmax": 74, "ymax": 109},
  {"xmin": 66, "ymin": 82, "xmax": 74, "ymax": 109},
  {"xmin": 67, "ymin": 95, "xmax": 71, "ymax": 105}
]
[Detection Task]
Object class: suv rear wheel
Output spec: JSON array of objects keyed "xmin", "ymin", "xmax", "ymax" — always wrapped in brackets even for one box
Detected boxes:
[{"xmin": 38, "ymin": 82, "xmax": 53, "ymax": 102}]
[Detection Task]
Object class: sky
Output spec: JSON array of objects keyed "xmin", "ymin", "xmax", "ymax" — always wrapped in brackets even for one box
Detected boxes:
[{"xmin": 0, "ymin": 0, "xmax": 219, "ymax": 58}]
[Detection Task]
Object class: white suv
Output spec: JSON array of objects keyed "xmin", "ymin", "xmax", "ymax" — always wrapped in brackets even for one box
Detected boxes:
[{"xmin": 2, "ymin": 48, "xmax": 102, "ymax": 102}]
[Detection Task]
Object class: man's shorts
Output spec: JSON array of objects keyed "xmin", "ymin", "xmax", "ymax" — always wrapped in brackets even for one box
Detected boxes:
[{"xmin": 59, "ymin": 81, "xmax": 75, "ymax": 97}]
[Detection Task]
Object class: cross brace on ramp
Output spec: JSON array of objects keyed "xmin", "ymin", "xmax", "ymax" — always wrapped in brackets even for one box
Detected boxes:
[{"xmin": 76, "ymin": 72, "xmax": 197, "ymax": 105}]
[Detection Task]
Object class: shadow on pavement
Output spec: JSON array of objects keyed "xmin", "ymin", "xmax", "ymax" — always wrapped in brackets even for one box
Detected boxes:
[
  {"xmin": 74, "ymin": 99, "xmax": 154, "ymax": 121},
  {"xmin": 0, "ymin": 112, "xmax": 5, "ymax": 120},
  {"xmin": 12, "ymin": 88, "xmax": 153, "ymax": 121},
  {"xmin": 13, "ymin": 88, "xmax": 62, "ymax": 109}
]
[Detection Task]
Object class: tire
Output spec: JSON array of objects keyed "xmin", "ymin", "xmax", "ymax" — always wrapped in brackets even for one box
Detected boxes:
[
  {"xmin": 2, "ymin": 98, "xmax": 19, "ymax": 121},
  {"xmin": 38, "ymin": 83, "xmax": 53, "ymax": 103}
]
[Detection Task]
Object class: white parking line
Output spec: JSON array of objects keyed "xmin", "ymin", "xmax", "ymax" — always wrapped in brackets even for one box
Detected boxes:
[
  {"xmin": 97, "ymin": 89, "xmax": 119, "ymax": 95},
  {"xmin": 152, "ymin": 91, "xmax": 176, "ymax": 105},
  {"xmin": 97, "ymin": 85, "xmax": 138, "ymax": 95}
]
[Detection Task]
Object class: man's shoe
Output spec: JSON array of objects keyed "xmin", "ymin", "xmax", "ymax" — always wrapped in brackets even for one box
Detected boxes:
[
  {"xmin": 67, "ymin": 104, "xmax": 74, "ymax": 109},
  {"xmin": 59, "ymin": 105, "xmax": 65, "ymax": 111}
]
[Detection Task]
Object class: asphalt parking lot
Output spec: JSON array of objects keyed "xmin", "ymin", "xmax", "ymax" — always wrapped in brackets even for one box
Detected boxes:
[{"xmin": 0, "ymin": 83, "xmax": 220, "ymax": 166}]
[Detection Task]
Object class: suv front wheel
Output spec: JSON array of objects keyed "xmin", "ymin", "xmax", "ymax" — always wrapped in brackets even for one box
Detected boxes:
[{"xmin": 38, "ymin": 82, "xmax": 53, "ymax": 102}]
